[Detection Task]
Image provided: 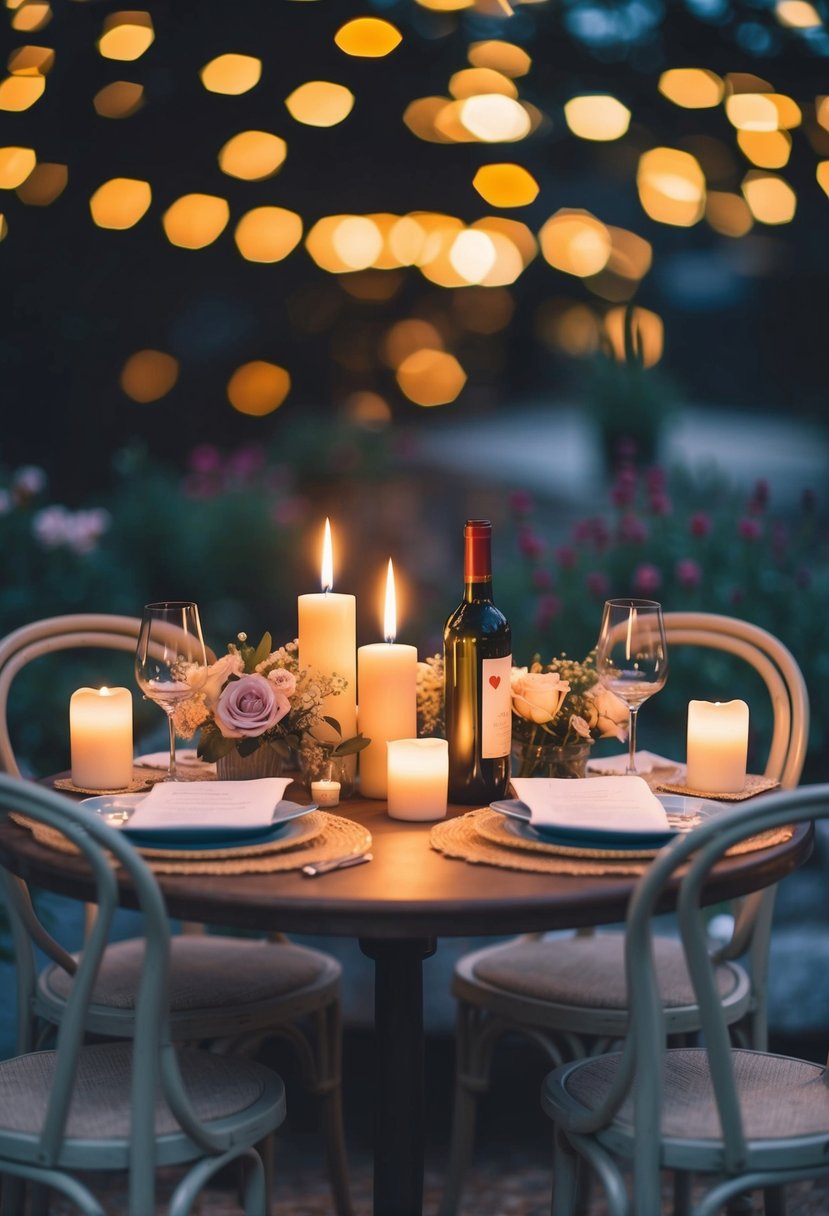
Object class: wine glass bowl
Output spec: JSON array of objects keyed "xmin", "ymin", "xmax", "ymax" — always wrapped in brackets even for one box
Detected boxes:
[
  {"xmin": 134, "ymin": 601, "xmax": 207, "ymax": 781},
  {"xmin": 595, "ymin": 598, "xmax": 668, "ymax": 775}
]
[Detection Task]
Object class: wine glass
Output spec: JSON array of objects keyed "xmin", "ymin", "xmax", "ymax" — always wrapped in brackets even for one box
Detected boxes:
[
  {"xmin": 595, "ymin": 598, "xmax": 669, "ymax": 775},
  {"xmin": 134, "ymin": 601, "xmax": 207, "ymax": 781}
]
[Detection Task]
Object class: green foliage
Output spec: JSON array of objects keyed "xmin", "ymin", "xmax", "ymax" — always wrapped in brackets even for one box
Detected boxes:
[{"xmin": 500, "ymin": 465, "xmax": 829, "ymax": 778}]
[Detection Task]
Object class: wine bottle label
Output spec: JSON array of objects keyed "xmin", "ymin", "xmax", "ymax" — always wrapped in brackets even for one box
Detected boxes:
[{"xmin": 481, "ymin": 654, "xmax": 512, "ymax": 758}]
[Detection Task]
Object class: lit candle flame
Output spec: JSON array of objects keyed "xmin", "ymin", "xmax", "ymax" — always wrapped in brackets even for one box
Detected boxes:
[
  {"xmin": 384, "ymin": 558, "xmax": 397, "ymax": 644},
  {"xmin": 321, "ymin": 517, "xmax": 333, "ymax": 593}
]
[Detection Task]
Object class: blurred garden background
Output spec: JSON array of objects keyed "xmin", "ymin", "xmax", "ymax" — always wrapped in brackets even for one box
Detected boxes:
[{"xmin": 2, "ymin": 0, "xmax": 828, "ymax": 776}]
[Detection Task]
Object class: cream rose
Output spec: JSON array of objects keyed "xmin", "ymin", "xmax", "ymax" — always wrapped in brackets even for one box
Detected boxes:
[
  {"xmin": 201, "ymin": 652, "xmax": 245, "ymax": 709},
  {"xmin": 587, "ymin": 684, "xmax": 629, "ymax": 741},
  {"xmin": 510, "ymin": 668, "xmax": 571, "ymax": 725}
]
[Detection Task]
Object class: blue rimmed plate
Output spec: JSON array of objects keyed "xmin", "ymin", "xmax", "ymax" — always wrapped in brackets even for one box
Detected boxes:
[
  {"xmin": 489, "ymin": 793, "xmax": 728, "ymax": 851},
  {"xmin": 80, "ymin": 793, "xmax": 318, "ymax": 849}
]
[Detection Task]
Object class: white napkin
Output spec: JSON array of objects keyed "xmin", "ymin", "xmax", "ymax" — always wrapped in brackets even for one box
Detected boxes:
[
  {"xmin": 586, "ymin": 750, "xmax": 679, "ymax": 776},
  {"xmin": 135, "ymin": 749, "xmax": 217, "ymax": 774},
  {"xmin": 510, "ymin": 775, "xmax": 670, "ymax": 833},
  {"xmin": 125, "ymin": 776, "xmax": 293, "ymax": 831}
]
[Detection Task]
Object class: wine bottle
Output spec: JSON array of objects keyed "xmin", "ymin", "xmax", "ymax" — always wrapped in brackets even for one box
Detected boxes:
[{"xmin": 443, "ymin": 519, "xmax": 512, "ymax": 804}]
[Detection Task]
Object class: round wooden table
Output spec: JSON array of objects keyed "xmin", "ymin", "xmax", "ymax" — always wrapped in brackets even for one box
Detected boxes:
[{"xmin": 0, "ymin": 788, "xmax": 813, "ymax": 1216}]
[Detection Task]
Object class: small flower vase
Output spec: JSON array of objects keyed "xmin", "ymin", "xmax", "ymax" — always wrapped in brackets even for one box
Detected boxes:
[
  {"xmin": 216, "ymin": 746, "xmax": 285, "ymax": 781},
  {"xmin": 298, "ymin": 749, "xmax": 355, "ymax": 799},
  {"xmin": 511, "ymin": 739, "xmax": 592, "ymax": 780}
]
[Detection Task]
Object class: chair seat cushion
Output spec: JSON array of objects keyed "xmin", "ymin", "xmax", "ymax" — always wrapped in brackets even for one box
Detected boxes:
[
  {"xmin": 554, "ymin": 1047, "xmax": 829, "ymax": 1142},
  {"xmin": 0, "ymin": 1041, "xmax": 280, "ymax": 1140},
  {"xmin": 471, "ymin": 934, "xmax": 739, "ymax": 1009},
  {"xmin": 41, "ymin": 934, "xmax": 338, "ymax": 1012}
]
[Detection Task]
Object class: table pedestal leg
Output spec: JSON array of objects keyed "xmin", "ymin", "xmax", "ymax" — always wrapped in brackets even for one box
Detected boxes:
[{"xmin": 360, "ymin": 936, "xmax": 436, "ymax": 1216}]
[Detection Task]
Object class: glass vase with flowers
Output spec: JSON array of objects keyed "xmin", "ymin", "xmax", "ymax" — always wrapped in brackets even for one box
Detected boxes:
[{"xmin": 510, "ymin": 651, "xmax": 629, "ymax": 779}]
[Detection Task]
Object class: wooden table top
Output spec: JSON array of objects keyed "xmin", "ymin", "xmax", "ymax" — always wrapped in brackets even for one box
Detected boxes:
[{"xmin": 0, "ymin": 779, "xmax": 813, "ymax": 941}]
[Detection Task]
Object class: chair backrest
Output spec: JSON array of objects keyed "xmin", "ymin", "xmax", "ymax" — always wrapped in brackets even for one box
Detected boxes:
[
  {"xmin": 571, "ymin": 781, "xmax": 828, "ymax": 1212},
  {"xmin": 0, "ymin": 613, "xmax": 216, "ymax": 777},
  {"xmin": 0, "ymin": 774, "xmax": 240, "ymax": 1178},
  {"xmin": 662, "ymin": 612, "xmax": 809, "ymax": 791}
]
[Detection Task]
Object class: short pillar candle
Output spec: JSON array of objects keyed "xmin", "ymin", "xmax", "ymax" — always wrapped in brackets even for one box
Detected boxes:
[
  {"xmin": 70, "ymin": 686, "xmax": 134, "ymax": 791},
  {"xmin": 387, "ymin": 738, "xmax": 449, "ymax": 821},
  {"xmin": 686, "ymin": 699, "xmax": 749, "ymax": 793}
]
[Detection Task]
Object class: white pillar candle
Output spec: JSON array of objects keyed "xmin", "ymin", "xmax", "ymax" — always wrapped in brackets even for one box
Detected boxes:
[
  {"xmin": 358, "ymin": 559, "xmax": 418, "ymax": 799},
  {"xmin": 70, "ymin": 686, "xmax": 134, "ymax": 791},
  {"xmin": 387, "ymin": 738, "xmax": 448, "ymax": 821},
  {"xmin": 686, "ymin": 699, "xmax": 749, "ymax": 793},
  {"xmin": 297, "ymin": 518, "xmax": 358, "ymax": 749}
]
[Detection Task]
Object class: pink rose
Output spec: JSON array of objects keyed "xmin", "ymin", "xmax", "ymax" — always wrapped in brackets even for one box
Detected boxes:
[
  {"xmin": 267, "ymin": 667, "xmax": 297, "ymax": 697},
  {"xmin": 214, "ymin": 674, "xmax": 290, "ymax": 738}
]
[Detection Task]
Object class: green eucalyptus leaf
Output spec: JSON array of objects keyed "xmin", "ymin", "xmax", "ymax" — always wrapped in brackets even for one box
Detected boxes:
[
  {"xmin": 251, "ymin": 632, "xmax": 272, "ymax": 670},
  {"xmin": 323, "ymin": 715, "xmax": 342, "ymax": 735},
  {"xmin": 237, "ymin": 736, "xmax": 262, "ymax": 758}
]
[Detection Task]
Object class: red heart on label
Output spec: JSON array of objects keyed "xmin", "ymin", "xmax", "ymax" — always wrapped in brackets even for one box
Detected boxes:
[{"xmin": 489, "ymin": 675, "xmax": 501, "ymax": 689}]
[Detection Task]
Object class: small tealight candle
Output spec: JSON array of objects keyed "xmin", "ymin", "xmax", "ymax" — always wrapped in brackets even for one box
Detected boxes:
[
  {"xmin": 387, "ymin": 738, "xmax": 449, "ymax": 822},
  {"xmin": 686, "ymin": 699, "xmax": 749, "ymax": 793},
  {"xmin": 311, "ymin": 779, "xmax": 341, "ymax": 808},
  {"xmin": 70, "ymin": 686, "xmax": 134, "ymax": 791}
]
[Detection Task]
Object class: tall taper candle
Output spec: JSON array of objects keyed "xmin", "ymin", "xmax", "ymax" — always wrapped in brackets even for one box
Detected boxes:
[{"xmin": 297, "ymin": 518, "xmax": 357, "ymax": 750}]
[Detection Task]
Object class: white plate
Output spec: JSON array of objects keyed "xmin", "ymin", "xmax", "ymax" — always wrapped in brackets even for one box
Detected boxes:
[{"xmin": 80, "ymin": 794, "xmax": 317, "ymax": 846}]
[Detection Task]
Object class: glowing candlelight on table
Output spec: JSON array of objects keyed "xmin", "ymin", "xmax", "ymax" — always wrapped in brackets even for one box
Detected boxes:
[
  {"xmin": 70, "ymin": 686, "xmax": 134, "ymax": 791},
  {"xmin": 686, "ymin": 699, "xmax": 749, "ymax": 793},
  {"xmin": 387, "ymin": 738, "xmax": 448, "ymax": 821},
  {"xmin": 357, "ymin": 559, "xmax": 418, "ymax": 799},
  {"xmin": 297, "ymin": 518, "xmax": 357, "ymax": 753}
]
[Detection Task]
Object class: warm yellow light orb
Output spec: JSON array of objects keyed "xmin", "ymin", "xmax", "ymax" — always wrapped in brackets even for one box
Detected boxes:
[
  {"xmin": 218, "ymin": 131, "xmax": 287, "ymax": 181},
  {"xmin": 234, "ymin": 207, "xmax": 302, "ymax": 263},
  {"xmin": 200, "ymin": 53, "xmax": 262, "ymax": 96},
  {"xmin": 89, "ymin": 177, "xmax": 152, "ymax": 229},
  {"xmin": 563, "ymin": 95, "xmax": 631, "ymax": 141},
  {"xmin": 227, "ymin": 361, "xmax": 291, "ymax": 416},
  {"xmin": 472, "ymin": 163, "xmax": 539, "ymax": 207},
  {"xmin": 334, "ymin": 17, "xmax": 402, "ymax": 57},
  {"xmin": 285, "ymin": 81, "xmax": 354, "ymax": 127},
  {"xmin": 162, "ymin": 193, "xmax": 229, "ymax": 249}
]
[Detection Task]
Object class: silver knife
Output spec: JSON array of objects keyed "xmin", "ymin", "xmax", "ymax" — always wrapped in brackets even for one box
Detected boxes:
[{"xmin": 301, "ymin": 850, "xmax": 372, "ymax": 877}]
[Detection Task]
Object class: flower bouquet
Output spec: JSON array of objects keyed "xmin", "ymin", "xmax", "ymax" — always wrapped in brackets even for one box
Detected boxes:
[
  {"xmin": 171, "ymin": 632, "xmax": 368, "ymax": 772},
  {"xmin": 510, "ymin": 652, "xmax": 628, "ymax": 778}
]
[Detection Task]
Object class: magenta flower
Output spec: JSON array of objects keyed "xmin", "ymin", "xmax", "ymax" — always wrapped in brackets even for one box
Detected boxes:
[
  {"xmin": 676, "ymin": 558, "xmax": 702, "ymax": 589},
  {"xmin": 632, "ymin": 563, "xmax": 662, "ymax": 595},
  {"xmin": 532, "ymin": 567, "xmax": 554, "ymax": 590},
  {"xmin": 619, "ymin": 514, "xmax": 649, "ymax": 545},
  {"xmin": 517, "ymin": 525, "xmax": 544, "ymax": 560},
  {"xmin": 535, "ymin": 594, "xmax": 562, "ymax": 630},
  {"xmin": 648, "ymin": 492, "xmax": 672, "ymax": 517},
  {"xmin": 509, "ymin": 489, "xmax": 534, "ymax": 516},
  {"xmin": 189, "ymin": 444, "xmax": 222, "ymax": 475},
  {"xmin": 738, "ymin": 517, "xmax": 763, "ymax": 542},
  {"xmin": 555, "ymin": 544, "xmax": 577, "ymax": 570},
  {"xmin": 610, "ymin": 468, "xmax": 637, "ymax": 508},
  {"xmin": 689, "ymin": 512, "xmax": 712, "ymax": 539},
  {"xmin": 585, "ymin": 570, "xmax": 610, "ymax": 599}
]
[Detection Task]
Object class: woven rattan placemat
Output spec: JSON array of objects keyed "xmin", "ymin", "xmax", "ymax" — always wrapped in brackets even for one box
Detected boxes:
[
  {"xmin": 11, "ymin": 810, "xmax": 372, "ymax": 876},
  {"xmin": 656, "ymin": 773, "xmax": 779, "ymax": 800},
  {"xmin": 430, "ymin": 808, "xmax": 793, "ymax": 877}
]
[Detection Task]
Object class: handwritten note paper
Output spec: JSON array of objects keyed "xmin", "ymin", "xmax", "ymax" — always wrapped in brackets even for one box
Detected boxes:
[
  {"xmin": 126, "ymin": 777, "xmax": 293, "ymax": 831},
  {"xmin": 509, "ymin": 775, "xmax": 669, "ymax": 833}
]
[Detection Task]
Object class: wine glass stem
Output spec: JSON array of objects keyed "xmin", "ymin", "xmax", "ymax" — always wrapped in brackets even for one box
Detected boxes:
[
  {"xmin": 167, "ymin": 714, "xmax": 178, "ymax": 781},
  {"xmin": 627, "ymin": 706, "xmax": 640, "ymax": 774}
]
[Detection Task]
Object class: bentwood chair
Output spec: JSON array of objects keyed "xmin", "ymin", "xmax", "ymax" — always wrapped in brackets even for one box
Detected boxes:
[
  {"xmin": 0, "ymin": 614, "xmax": 353, "ymax": 1216},
  {"xmin": 0, "ymin": 773, "xmax": 287, "ymax": 1216},
  {"xmin": 439, "ymin": 612, "xmax": 809, "ymax": 1216},
  {"xmin": 545, "ymin": 781, "xmax": 829, "ymax": 1216}
]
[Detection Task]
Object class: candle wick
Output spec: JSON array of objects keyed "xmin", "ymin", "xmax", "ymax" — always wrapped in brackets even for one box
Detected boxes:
[{"xmin": 385, "ymin": 635, "xmax": 395, "ymax": 645}]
